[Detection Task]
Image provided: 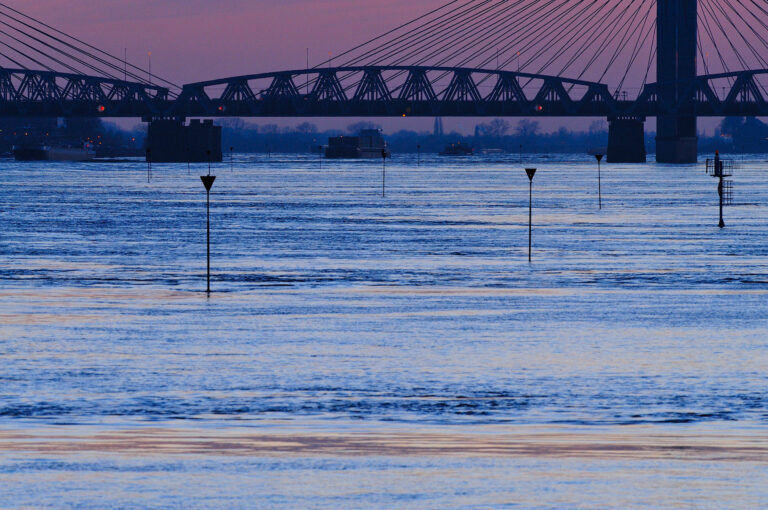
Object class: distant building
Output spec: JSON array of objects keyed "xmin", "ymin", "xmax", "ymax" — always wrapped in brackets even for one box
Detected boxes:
[{"xmin": 433, "ymin": 117, "xmax": 444, "ymax": 137}]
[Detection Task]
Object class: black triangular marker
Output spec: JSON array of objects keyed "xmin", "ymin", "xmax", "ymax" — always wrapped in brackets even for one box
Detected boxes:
[
  {"xmin": 525, "ymin": 168, "xmax": 537, "ymax": 181},
  {"xmin": 201, "ymin": 175, "xmax": 216, "ymax": 191}
]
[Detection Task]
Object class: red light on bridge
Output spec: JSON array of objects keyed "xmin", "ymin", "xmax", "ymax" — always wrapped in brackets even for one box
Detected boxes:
[
  {"xmin": 98, "ymin": 105, "xmax": 106, "ymax": 113},
  {"xmin": 536, "ymin": 105, "xmax": 543, "ymax": 112},
  {"xmin": 218, "ymin": 105, "xmax": 226, "ymax": 112}
]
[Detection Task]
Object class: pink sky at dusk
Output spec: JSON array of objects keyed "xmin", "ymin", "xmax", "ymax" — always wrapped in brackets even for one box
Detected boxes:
[{"xmin": 16, "ymin": 0, "xmax": 450, "ymax": 84}]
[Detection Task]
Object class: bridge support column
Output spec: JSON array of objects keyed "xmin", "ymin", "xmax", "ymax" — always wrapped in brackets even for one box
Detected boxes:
[
  {"xmin": 607, "ymin": 117, "xmax": 646, "ymax": 163},
  {"xmin": 146, "ymin": 119, "xmax": 223, "ymax": 163},
  {"xmin": 656, "ymin": 0, "xmax": 698, "ymax": 163}
]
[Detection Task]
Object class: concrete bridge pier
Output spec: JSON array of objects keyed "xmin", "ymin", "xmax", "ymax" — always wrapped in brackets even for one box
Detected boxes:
[
  {"xmin": 607, "ymin": 117, "xmax": 647, "ymax": 163},
  {"xmin": 146, "ymin": 118, "xmax": 223, "ymax": 163}
]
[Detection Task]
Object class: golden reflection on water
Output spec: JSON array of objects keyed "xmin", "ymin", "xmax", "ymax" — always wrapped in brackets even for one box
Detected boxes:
[{"xmin": 1, "ymin": 425, "xmax": 766, "ymax": 462}]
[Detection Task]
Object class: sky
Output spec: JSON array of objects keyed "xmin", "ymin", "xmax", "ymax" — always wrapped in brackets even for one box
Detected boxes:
[
  {"xmin": 8, "ymin": 0, "xmax": 744, "ymax": 135},
  {"xmin": 16, "ymin": 0, "xmax": 447, "ymax": 84}
]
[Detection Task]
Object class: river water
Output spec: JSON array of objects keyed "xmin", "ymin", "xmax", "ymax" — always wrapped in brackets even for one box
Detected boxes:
[{"xmin": 1, "ymin": 154, "xmax": 767, "ymax": 508}]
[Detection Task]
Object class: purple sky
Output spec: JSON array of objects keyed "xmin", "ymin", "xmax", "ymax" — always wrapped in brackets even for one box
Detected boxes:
[{"xmin": 21, "ymin": 1, "xmax": 448, "ymax": 84}]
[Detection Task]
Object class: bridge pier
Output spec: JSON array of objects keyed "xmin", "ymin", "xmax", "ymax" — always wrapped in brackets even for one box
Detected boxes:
[
  {"xmin": 146, "ymin": 119, "xmax": 223, "ymax": 163},
  {"xmin": 656, "ymin": 0, "xmax": 698, "ymax": 164},
  {"xmin": 607, "ymin": 117, "xmax": 647, "ymax": 163}
]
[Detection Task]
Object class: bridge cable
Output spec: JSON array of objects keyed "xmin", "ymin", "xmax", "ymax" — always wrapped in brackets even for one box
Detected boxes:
[
  {"xmin": 641, "ymin": 25, "xmax": 657, "ymax": 88},
  {"xmin": 404, "ymin": 0, "xmax": 569, "ymax": 96},
  {"xmin": 512, "ymin": 0, "xmax": 610, "ymax": 72},
  {"xmin": 570, "ymin": 0, "xmax": 649, "ymax": 85},
  {"xmin": 537, "ymin": 1, "xmax": 626, "ymax": 81},
  {"xmin": 616, "ymin": 1, "xmax": 658, "ymax": 95},
  {"xmin": 0, "ymin": 38, "xmax": 55, "ymax": 72},
  {"xmin": 700, "ymin": 0, "xmax": 749, "ymax": 70},
  {"xmin": 0, "ymin": 9, "xmax": 165, "ymax": 87},
  {"xmin": 405, "ymin": 0, "xmax": 558, "ymax": 79},
  {"xmin": 469, "ymin": 0, "xmax": 607, "ymax": 90},
  {"xmin": 337, "ymin": 0, "xmax": 533, "ymax": 96},
  {"xmin": 709, "ymin": 0, "xmax": 767, "ymax": 70},
  {"xmin": 458, "ymin": 0, "xmax": 589, "ymax": 72},
  {"xmin": 305, "ymin": 0, "xmax": 506, "ymax": 96},
  {"xmin": 0, "ymin": 48, "xmax": 26, "ymax": 68},
  {"xmin": 313, "ymin": 0, "xmax": 473, "ymax": 69},
  {"xmin": 0, "ymin": 27, "xmax": 82, "ymax": 74},
  {"xmin": 343, "ymin": 0, "xmax": 501, "ymax": 67},
  {"xmin": 599, "ymin": 0, "xmax": 655, "ymax": 88},
  {"xmin": 525, "ymin": 1, "xmax": 621, "ymax": 78},
  {"xmin": 0, "ymin": 3, "xmax": 179, "ymax": 90},
  {"xmin": 418, "ymin": 0, "xmax": 573, "ymax": 85},
  {"xmin": 0, "ymin": 18, "xmax": 124, "ymax": 80},
  {"xmin": 697, "ymin": 10, "xmax": 731, "ymax": 77}
]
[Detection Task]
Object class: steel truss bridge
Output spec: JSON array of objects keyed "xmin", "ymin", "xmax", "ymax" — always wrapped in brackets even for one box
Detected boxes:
[{"xmin": 2, "ymin": 66, "xmax": 768, "ymax": 120}]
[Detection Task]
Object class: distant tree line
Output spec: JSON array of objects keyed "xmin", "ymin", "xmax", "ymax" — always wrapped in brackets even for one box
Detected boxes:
[
  {"xmin": 220, "ymin": 117, "xmax": 766, "ymax": 155},
  {"xmin": 2, "ymin": 115, "xmax": 764, "ymax": 156}
]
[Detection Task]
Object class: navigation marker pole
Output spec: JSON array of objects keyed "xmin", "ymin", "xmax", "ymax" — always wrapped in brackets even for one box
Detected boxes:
[
  {"xmin": 525, "ymin": 168, "xmax": 537, "ymax": 263},
  {"xmin": 146, "ymin": 148, "xmax": 152, "ymax": 183},
  {"xmin": 201, "ymin": 162, "xmax": 216, "ymax": 295},
  {"xmin": 417, "ymin": 144, "xmax": 421, "ymax": 167},
  {"xmin": 595, "ymin": 153, "xmax": 603, "ymax": 210},
  {"xmin": 230, "ymin": 146, "xmax": 234, "ymax": 172},
  {"xmin": 200, "ymin": 150, "xmax": 216, "ymax": 295},
  {"xmin": 382, "ymin": 149, "xmax": 387, "ymax": 198}
]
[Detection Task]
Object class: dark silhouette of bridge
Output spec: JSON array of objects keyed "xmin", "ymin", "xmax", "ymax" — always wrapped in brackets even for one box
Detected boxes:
[{"xmin": 1, "ymin": 0, "xmax": 767, "ymax": 163}]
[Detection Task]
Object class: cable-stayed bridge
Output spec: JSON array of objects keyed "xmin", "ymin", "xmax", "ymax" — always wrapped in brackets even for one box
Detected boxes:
[{"xmin": 1, "ymin": 1, "xmax": 768, "ymax": 163}]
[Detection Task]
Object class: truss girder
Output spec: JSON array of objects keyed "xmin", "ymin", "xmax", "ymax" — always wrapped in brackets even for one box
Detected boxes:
[
  {"xmin": 353, "ymin": 69, "xmax": 392, "ymax": 102},
  {"xmin": 0, "ymin": 68, "xmax": 169, "ymax": 117},
  {"xmin": 4, "ymin": 66, "xmax": 768, "ymax": 118},
  {"xmin": 399, "ymin": 69, "xmax": 437, "ymax": 102},
  {"xmin": 443, "ymin": 70, "xmax": 482, "ymax": 102},
  {"xmin": 312, "ymin": 71, "xmax": 346, "ymax": 102}
]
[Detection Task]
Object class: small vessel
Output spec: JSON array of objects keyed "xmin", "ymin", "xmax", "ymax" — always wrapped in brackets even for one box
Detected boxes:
[
  {"xmin": 325, "ymin": 129, "xmax": 391, "ymax": 159},
  {"xmin": 439, "ymin": 142, "xmax": 474, "ymax": 156},
  {"xmin": 13, "ymin": 140, "xmax": 95, "ymax": 162}
]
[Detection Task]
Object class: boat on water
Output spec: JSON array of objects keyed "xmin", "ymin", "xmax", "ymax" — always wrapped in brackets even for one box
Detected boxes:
[
  {"xmin": 439, "ymin": 142, "xmax": 474, "ymax": 156},
  {"xmin": 325, "ymin": 129, "xmax": 391, "ymax": 159},
  {"xmin": 13, "ymin": 141, "xmax": 95, "ymax": 162}
]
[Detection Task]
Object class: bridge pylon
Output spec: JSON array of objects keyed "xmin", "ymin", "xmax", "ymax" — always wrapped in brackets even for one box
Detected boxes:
[{"xmin": 656, "ymin": 0, "xmax": 698, "ymax": 163}]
